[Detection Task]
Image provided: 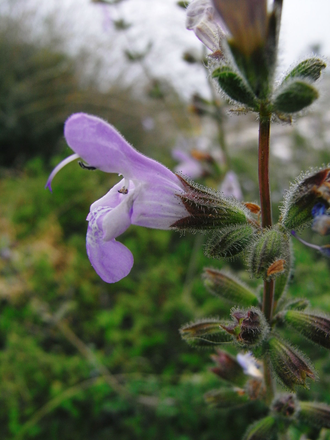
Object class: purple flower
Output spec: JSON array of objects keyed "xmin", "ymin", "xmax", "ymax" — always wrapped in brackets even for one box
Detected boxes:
[
  {"xmin": 186, "ymin": 0, "xmax": 225, "ymax": 53},
  {"xmin": 220, "ymin": 171, "xmax": 242, "ymax": 200},
  {"xmin": 46, "ymin": 113, "xmax": 188, "ymax": 283},
  {"xmin": 173, "ymin": 148, "xmax": 204, "ymax": 179}
]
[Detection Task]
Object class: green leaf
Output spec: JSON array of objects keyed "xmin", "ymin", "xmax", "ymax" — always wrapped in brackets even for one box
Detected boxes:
[
  {"xmin": 212, "ymin": 67, "xmax": 258, "ymax": 108},
  {"xmin": 203, "ymin": 269, "xmax": 259, "ymax": 307},
  {"xmin": 273, "ymin": 80, "xmax": 319, "ymax": 113},
  {"xmin": 284, "ymin": 58, "xmax": 326, "ymax": 82}
]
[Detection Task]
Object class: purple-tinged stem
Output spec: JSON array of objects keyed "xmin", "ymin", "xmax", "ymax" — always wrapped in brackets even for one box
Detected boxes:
[{"xmin": 258, "ymin": 107, "xmax": 275, "ymax": 404}]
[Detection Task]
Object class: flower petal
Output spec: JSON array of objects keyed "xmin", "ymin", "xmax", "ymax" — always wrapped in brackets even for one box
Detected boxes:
[
  {"xmin": 64, "ymin": 113, "xmax": 180, "ymax": 186},
  {"xmin": 87, "ymin": 236, "xmax": 134, "ymax": 283},
  {"xmin": 131, "ymin": 182, "xmax": 187, "ymax": 229},
  {"xmin": 186, "ymin": 0, "xmax": 225, "ymax": 52},
  {"xmin": 86, "ymin": 206, "xmax": 133, "ymax": 283}
]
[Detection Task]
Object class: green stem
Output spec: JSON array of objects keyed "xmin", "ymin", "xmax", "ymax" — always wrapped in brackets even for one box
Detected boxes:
[{"xmin": 258, "ymin": 107, "xmax": 275, "ymax": 404}]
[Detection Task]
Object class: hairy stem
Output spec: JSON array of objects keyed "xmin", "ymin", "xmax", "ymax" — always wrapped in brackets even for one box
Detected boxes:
[{"xmin": 258, "ymin": 107, "xmax": 275, "ymax": 404}]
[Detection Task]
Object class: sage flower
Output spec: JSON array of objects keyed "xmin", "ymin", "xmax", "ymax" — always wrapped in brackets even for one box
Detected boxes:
[
  {"xmin": 46, "ymin": 113, "xmax": 188, "ymax": 283},
  {"xmin": 186, "ymin": 0, "xmax": 225, "ymax": 53}
]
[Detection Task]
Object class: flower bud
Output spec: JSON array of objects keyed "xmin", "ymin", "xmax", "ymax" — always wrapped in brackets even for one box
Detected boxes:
[
  {"xmin": 221, "ymin": 308, "xmax": 269, "ymax": 348},
  {"xmin": 180, "ymin": 319, "xmax": 232, "ymax": 348},
  {"xmin": 204, "ymin": 387, "xmax": 249, "ymax": 409},
  {"xmin": 272, "ymin": 80, "xmax": 319, "ymax": 114},
  {"xmin": 298, "ymin": 401, "xmax": 330, "ymax": 429},
  {"xmin": 173, "ymin": 175, "xmax": 251, "ymax": 231},
  {"xmin": 284, "ymin": 310, "xmax": 330, "ymax": 350},
  {"xmin": 281, "ymin": 167, "xmax": 330, "ymax": 231},
  {"xmin": 248, "ymin": 228, "xmax": 289, "ymax": 279},
  {"xmin": 267, "ymin": 336, "xmax": 316, "ymax": 391},
  {"xmin": 203, "ymin": 268, "xmax": 259, "ymax": 307},
  {"xmin": 272, "ymin": 394, "xmax": 297, "ymax": 419},
  {"xmin": 284, "ymin": 58, "xmax": 326, "ymax": 83},
  {"xmin": 210, "ymin": 349, "xmax": 247, "ymax": 387},
  {"xmin": 212, "ymin": 67, "xmax": 258, "ymax": 108},
  {"xmin": 284, "ymin": 299, "xmax": 310, "ymax": 312},
  {"xmin": 205, "ymin": 224, "xmax": 256, "ymax": 260},
  {"xmin": 242, "ymin": 416, "xmax": 277, "ymax": 440},
  {"xmin": 186, "ymin": 0, "xmax": 225, "ymax": 53}
]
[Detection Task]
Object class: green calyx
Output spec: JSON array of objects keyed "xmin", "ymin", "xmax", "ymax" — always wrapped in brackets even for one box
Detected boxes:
[
  {"xmin": 267, "ymin": 336, "xmax": 316, "ymax": 391},
  {"xmin": 204, "ymin": 387, "xmax": 249, "ymax": 409},
  {"xmin": 284, "ymin": 310, "xmax": 330, "ymax": 350},
  {"xmin": 203, "ymin": 268, "xmax": 259, "ymax": 307},
  {"xmin": 179, "ymin": 319, "xmax": 232, "ymax": 348},
  {"xmin": 243, "ymin": 416, "xmax": 277, "ymax": 440},
  {"xmin": 248, "ymin": 228, "xmax": 289, "ymax": 279},
  {"xmin": 298, "ymin": 401, "xmax": 330, "ymax": 429},
  {"xmin": 205, "ymin": 224, "xmax": 256, "ymax": 260},
  {"xmin": 172, "ymin": 174, "xmax": 250, "ymax": 231}
]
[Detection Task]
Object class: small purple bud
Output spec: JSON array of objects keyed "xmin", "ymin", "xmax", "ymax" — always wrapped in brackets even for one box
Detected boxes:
[
  {"xmin": 221, "ymin": 307, "xmax": 269, "ymax": 348},
  {"xmin": 272, "ymin": 394, "xmax": 297, "ymax": 419}
]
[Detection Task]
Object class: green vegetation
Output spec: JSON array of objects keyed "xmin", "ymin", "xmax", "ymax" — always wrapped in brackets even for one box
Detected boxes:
[{"xmin": 0, "ymin": 9, "xmax": 329, "ymax": 440}]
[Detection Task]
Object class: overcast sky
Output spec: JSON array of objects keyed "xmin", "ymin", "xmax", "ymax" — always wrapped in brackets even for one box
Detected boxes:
[
  {"xmin": 280, "ymin": 0, "xmax": 330, "ymax": 68},
  {"xmin": 4, "ymin": 0, "xmax": 330, "ymax": 98}
]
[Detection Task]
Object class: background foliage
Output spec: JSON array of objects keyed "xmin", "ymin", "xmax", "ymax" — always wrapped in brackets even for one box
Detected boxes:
[{"xmin": 0, "ymin": 8, "xmax": 329, "ymax": 440}]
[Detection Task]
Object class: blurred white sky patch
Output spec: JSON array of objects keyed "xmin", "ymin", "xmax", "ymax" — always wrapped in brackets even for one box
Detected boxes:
[
  {"xmin": 279, "ymin": 0, "xmax": 330, "ymax": 70},
  {"xmin": 1, "ymin": 0, "xmax": 330, "ymax": 99}
]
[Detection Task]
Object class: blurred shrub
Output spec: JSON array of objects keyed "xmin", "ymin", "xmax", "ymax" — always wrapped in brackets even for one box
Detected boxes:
[{"xmin": 0, "ymin": 15, "xmax": 187, "ymax": 168}]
